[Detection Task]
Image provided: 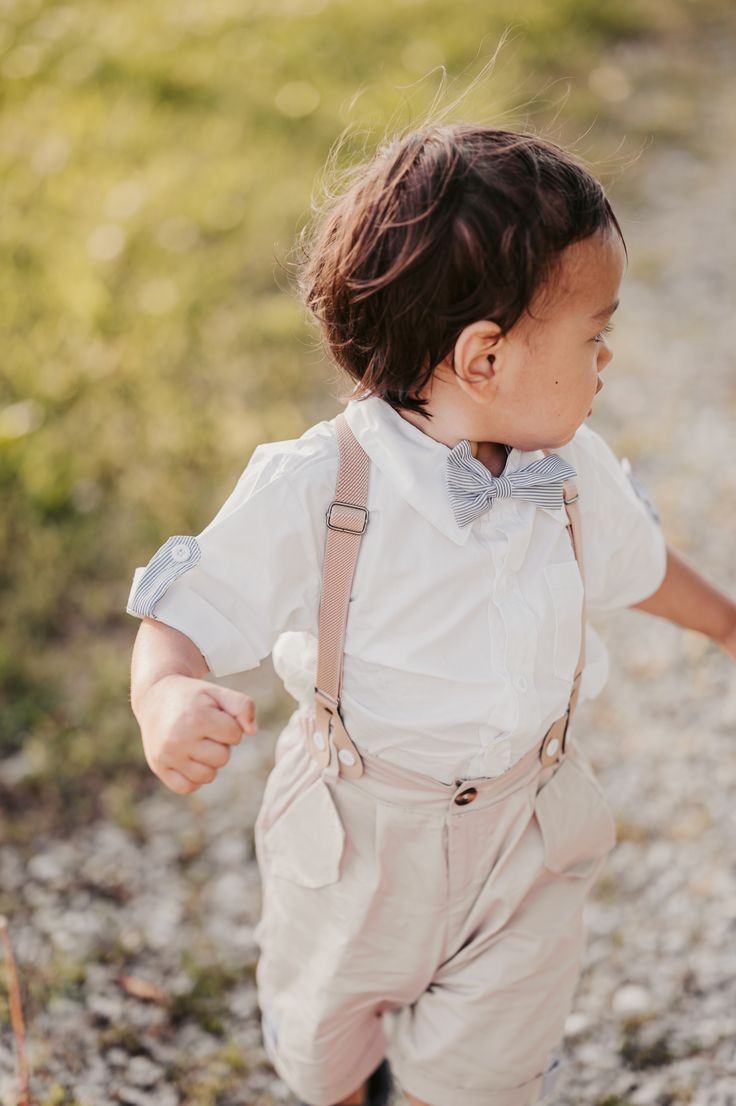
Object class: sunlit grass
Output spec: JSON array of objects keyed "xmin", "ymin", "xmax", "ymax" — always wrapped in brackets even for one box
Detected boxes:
[{"xmin": 1, "ymin": 0, "xmax": 732, "ymax": 835}]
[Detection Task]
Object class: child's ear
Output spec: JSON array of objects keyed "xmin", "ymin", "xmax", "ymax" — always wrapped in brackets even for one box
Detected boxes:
[{"xmin": 453, "ymin": 319, "xmax": 503, "ymax": 394}]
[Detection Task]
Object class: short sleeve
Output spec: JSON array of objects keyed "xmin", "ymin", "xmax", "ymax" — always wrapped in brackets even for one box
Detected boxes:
[
  {"xmin": 125, "ymin": 449, "xmax": 324, "ymax": 677},
  {"xmin": 567, "ymin": 426, "xmax": 667, "ymax": 612}
]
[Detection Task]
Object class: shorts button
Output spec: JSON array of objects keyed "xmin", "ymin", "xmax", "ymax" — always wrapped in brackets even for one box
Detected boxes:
[{"xmin": 454, "ymin": 787, "xmax": 478, "ymax": 806}]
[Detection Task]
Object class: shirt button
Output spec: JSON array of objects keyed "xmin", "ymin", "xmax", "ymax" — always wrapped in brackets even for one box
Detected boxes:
[
  {"xmin": 338, "ymin": 748, "xmax": 356, "ymax": 766},
  {"xmin": 515, "ymin": 675, "xmax": 528, "ymax": 692},
  {"xmin": 171, "ymin": 542, "xmax": 192, "ymax": 562}
]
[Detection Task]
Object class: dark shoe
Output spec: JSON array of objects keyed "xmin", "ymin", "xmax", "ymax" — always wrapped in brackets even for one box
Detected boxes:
[
  {"xmin": 297, "ymin": 1058, "xmax": 394, "ymax": 1106},
  {"xmin": 365, "ymin": 1058, "xmax": 394, "ymax": 1105}
]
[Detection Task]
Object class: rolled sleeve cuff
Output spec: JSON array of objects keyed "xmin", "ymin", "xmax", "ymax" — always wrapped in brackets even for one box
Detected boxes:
[
  {"xmin": 142, "ymin": 586, "xmax": 262, "ymax": 677},
  {"xmin": 593, "ymin": 520, "xmax": 668, "ymax": 612},
  {"xmin": 624, "ymin": 525, "xmax": 668, "ymax": 607},
  {"xmin": 126, "ymin": 534, "xmax": 262, "ymax": 677}
]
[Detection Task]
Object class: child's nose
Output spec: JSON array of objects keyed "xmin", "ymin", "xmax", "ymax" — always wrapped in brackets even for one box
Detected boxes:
[{"xmin": 598, "ymin": 343, "xmax": 614, "ymax": 368}]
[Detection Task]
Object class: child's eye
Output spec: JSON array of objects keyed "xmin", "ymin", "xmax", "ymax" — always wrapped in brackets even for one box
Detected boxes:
[{"xmin": 592, "ymin": 323, "xmax": 614, "ymax": 344}]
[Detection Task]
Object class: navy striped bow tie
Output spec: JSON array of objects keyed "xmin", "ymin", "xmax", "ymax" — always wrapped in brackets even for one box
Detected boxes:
[{"xmin": 446, "ymin": 440, "xmax": 577, "ymax": 528}]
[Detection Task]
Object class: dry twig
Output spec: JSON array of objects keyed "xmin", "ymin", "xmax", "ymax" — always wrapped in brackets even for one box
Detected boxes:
[{"xmin": 0, "ymin": 914, "xmax": 31, "ymax": 1106}]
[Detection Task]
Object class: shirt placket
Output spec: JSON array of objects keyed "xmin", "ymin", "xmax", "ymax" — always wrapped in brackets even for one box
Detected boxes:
[
  {"xmin": 500, "ymin": 510, "xmax": 539, "ymax": 728},
  {"xmin": 467, "ymin": 506, "xmax": 540, "ymax": 778}
]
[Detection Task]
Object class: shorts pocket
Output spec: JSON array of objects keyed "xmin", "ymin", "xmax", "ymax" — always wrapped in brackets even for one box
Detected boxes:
[
  {"xmin": 544, "ymin": 560, "xmax": 584, "ymax": 681},
  {"xmin": 261, "ymin": 776, "xmax": 346, "ymax": 889},
  {"xmin": 533, "ymin": 744, "xmax": 617, "ymax": 879}
]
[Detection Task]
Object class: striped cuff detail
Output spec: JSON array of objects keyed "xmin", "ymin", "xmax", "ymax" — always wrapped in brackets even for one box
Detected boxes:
[
  {"xmin": 621, "ymin": 457, "xmax": 661, "ymax": 526},
  {"xmin": 126, "ymin": 535, "xmax": 202, "ymax": 619}
]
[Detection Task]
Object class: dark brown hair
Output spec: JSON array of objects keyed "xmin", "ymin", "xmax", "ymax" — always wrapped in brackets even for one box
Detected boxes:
[{"xmin": 296, "ymin": 123, "xmax": 625, "ymax": 419}]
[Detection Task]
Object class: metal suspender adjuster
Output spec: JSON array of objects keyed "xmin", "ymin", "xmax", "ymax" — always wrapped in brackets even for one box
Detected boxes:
[
  {"xmin": 562, "ymin": 475, "xmax": 579, "ymax": 506},
  {"xmin": 325, "ymin": 500, "xmax": 369, "ymax": 534}
]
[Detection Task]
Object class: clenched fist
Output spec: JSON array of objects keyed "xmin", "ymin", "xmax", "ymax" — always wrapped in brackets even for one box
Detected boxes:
[{"xmin": 135, "ymin": 674, "xmax": 258, "ymax": 794}]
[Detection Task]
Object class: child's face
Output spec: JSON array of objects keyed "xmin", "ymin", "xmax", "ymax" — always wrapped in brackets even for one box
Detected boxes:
[{"xmin": 431, "ymin": 227, "xmax": 626, "ymax": 453}]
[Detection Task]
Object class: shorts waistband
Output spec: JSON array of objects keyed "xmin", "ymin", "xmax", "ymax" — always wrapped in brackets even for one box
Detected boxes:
[
  {"xmin": 339, "ymin": 736, "xmax": 556, "ymax": 813},
  {"xmin": 294, "ymin": 707, "xmax": 567, "ymax": 814}
]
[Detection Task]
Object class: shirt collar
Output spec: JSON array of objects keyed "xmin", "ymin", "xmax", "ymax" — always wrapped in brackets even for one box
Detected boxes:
[{"xmin": 342, "ymin": 395, "xmax": 567, "ymax": 546}]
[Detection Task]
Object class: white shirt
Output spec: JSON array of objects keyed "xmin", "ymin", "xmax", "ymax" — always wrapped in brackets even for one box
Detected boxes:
[{"xmin": 126, "ymin": 395, "xmax": 667, "ymax": 784}]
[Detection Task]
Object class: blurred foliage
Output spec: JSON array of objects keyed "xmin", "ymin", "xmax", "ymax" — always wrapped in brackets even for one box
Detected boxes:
[{"xmin": 1, "ymin": 0, "xmax": 733, "ymax": 840}]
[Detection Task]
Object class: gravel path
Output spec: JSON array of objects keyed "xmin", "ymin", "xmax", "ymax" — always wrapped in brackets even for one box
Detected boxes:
[
  {"xmin": 2, "ymin": 32, "xmax": 735, "ymax": 1106},
  {"xmin": 552, "ymin": 35, "xmax": 736, "ymax": 1104}
]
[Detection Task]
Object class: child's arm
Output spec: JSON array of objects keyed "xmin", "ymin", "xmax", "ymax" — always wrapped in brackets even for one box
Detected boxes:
[
  {"xmin": 125, "ymin": 446, "xmax": 327, "ymax": 791},
  {"xmin": 130, "ymin": 617, "xmax": 210, "ymax": 717},
  {"xmin": 629, "ymin": 544, "xmax": 736, "ymax": 659}
]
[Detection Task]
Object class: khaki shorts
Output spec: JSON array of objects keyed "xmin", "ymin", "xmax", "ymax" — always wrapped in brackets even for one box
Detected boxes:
[{"xmin": 253, "ymin": 710, "xmax": 617, "ymax": 1106}]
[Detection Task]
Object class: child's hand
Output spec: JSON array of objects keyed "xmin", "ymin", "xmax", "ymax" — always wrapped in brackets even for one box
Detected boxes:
[{"xmin": 135, "ymin": 674, "xmax": 258, "ymax": 794}]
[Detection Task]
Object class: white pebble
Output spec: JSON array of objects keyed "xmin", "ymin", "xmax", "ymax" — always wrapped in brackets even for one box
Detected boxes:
[
  {"xmin": 612, "ymin": 984, "xmax": 653, "ymax": 1016},
  {"xmin": 564, "ymin": 1011, "xmax": 590, "ymax": 1036}
]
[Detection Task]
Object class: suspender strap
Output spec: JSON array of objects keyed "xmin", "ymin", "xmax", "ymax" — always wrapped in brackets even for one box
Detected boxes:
[
  {"xmin": 306, "ymin": 413, "xmax": 587, "ymax": 779},
  {"xmin": 539, "ymin": 448, "xmax": 587, "ymax": 766},
  {"xmin": 307, "ymin": 413, "xmax": 370, "ymax": 778}
]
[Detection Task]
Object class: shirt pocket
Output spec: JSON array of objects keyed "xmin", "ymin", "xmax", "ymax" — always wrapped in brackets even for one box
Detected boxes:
[
  {"xmin": 533, "ymin": 743, "xmax": 617, "ymax": 879},
  {"xmin": 259, "ymin": 775, "xmax": 346, "ymax": 889},
  {"xmin": 543, "ymin": 560, "xmax": 585, "ymax": 681}
]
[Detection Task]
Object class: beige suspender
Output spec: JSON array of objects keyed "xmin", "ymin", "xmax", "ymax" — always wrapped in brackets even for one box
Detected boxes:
[
  {"xmin": 540, "ymin": 446, "xmax": 587, "ymax": 768},
  {"xmin": 305, "ymin": 413, "xmax": 370, "ymax": 779},
  {"xmin": 302, "ymin": 411, "xmax": 586, "ymax": 780}
]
